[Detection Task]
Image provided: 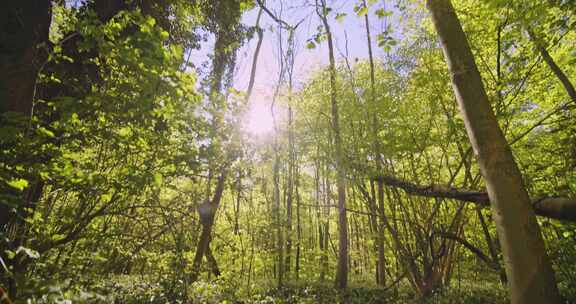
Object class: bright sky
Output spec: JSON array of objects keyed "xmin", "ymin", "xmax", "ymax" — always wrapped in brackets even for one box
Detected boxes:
[{"xmin": 192, "ymin": 0, "xmax": 399, "ymax": 137}]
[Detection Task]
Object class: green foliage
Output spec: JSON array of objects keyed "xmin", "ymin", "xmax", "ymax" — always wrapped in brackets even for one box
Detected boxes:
[{"xmin": 2, "ymin": 0, "xmax": 576, "ymax": 303}]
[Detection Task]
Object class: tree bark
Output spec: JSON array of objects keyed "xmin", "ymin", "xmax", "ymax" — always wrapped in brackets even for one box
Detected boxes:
[{"xmin": 427, "ymin": 1, "xmax": 562, "ymax": 303}]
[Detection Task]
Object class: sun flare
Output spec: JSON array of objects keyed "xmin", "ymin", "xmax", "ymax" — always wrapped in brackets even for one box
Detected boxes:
[{"xmin": 244, "ymin": 99, "xmax": 275, "ymax": 136}]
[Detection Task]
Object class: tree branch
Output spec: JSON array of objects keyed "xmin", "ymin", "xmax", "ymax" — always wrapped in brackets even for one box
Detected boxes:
[{"xmin": 375, "ymin": 175, "xmax": 576, "ymax": 222}]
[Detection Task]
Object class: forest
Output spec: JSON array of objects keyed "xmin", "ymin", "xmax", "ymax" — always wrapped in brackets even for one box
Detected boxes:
[{"xmin": 1, "ymin": 0, "xmax": 576, "ymax": 303}]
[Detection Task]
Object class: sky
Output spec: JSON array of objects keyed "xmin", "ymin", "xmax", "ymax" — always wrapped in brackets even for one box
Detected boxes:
[{"xmin": 191, "ymin": 0, "xmax": 400, "ymax": 137}]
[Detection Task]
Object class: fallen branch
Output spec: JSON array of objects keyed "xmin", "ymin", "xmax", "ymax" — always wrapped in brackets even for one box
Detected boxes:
[{"xmin": 374, "ymin": 175, "xmax": 576, "ymax": 222}]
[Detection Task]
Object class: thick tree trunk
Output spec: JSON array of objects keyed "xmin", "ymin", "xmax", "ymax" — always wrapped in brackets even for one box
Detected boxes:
[
  {"xmin": 0, "ymin": 1, "xmax": 51, "ymax": 229},
  {"xmin": 427, "ymin": 0, "xmax": 562, "ymax": 303},
  {"xmin": 0, "ymin": 1, "xmax": 51, "ymax": 117},
  {"xmin": 0, "ymin": 2, "xmax": 51, "ymax": 298}
]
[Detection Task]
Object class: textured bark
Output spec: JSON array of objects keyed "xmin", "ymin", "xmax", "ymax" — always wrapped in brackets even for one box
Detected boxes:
[
  {"xmin": 317, "ymin": 0, "xmax": 348, "ymax": 289},
  {"xmin": 427, "ymin": 0, "xmax": 562, "ymax": 303}
]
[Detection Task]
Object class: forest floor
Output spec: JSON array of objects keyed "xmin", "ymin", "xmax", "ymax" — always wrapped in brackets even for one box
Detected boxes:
[{"xmin": 104, "ymin": 276, "xmax": 511, "ymax": 304}]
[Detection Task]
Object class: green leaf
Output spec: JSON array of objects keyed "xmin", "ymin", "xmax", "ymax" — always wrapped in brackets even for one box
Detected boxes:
[
  {"xmin": 154, "ymin": 172, "xmax": 163, "ymax": 186},
  {"xmin": 4, "ymin": 250, "xmax": 16, "ymax": 260},
  {"xmin": 306, "ymin": 41, "xmax": 316, "ymax": 49},
  {"xmin": 335, "ymin": 13, "xmax": 347, "ymax": 23},
  {"xmin": 375, "ymin": 8, "xmax": 392, "ymax": 18},
  {"xmin": 8, "ymin": 179, "xmax": 28, "ymax": 191},
  {"xmin": 356, "ymin": 6, "xmax": 368, "ymax": 17},
  {"xmin": 37, "ymin": 127, "xmax": 55, "ymax": 138},
  {"xmin": 101, "ymin": 193, "xmax": 112, "ymax": 203},
  {"xmin": 117, "ymin": 126, "xmax": 132, "ymax": 138}
]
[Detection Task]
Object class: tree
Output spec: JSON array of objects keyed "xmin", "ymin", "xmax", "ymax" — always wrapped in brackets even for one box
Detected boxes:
[
  {"xmin": 426, "ymin": 0, "xmax": 562, "ymax": 302},
  {"xmin": 316, "ymin": 0, "xmax": 349, "ymax": 290}
]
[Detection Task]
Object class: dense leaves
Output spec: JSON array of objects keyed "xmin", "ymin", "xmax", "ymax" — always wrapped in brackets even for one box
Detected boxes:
[{"xmin": 1, "ymin": 0, "xmax": 575, "ymax": 303}]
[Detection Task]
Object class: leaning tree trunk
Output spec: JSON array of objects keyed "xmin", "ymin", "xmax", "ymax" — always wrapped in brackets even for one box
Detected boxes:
[
  {"xmin": 526, "ymin": 28, "xmax": 576, "ymax": 105},
  {"xmin": 426, "ymin": 0, "xmax": 562, "ymax": 303}
]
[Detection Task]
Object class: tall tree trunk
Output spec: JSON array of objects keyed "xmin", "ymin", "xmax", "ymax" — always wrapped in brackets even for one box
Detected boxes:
[
  {"xmin": 273, "ymin": 141, "xmax": 284, "ymax": 287},
  {"xmin": 295, "ymin": 166, "xmax": 302, "ymax": 279},
  {"xmin": 362, "ymin": 0, "xmax": 387, "ymax": 286},
  {"xmin": 234, "ymin": 169, "xmax": 242, "ymax": 235},
  {"xmin": 427, "ymin": 1, "xmax": 562, "ymax": 303},
  {"xmin": 285, "ymin": 105, "xmax": 294, "ymax": 276},
  {"xmin": 316, "ymin": 0, "xmax": 349, "ymax": 290}
]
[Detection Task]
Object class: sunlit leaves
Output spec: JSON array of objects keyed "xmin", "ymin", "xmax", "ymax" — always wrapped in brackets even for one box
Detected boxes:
[
  {"xmin": 335, "ymin": 13, "xmax": 347, "ymax": 23},
  {"xmin": 376, "ymin": 32, "xmax": 397, "ymax": 51},
  {"xmin": 353, "ymin": 4, "xmax": 368, "ymax": 17},
  {"xmin": 7, "ymin": 178, "xmax": 29, "ymax": 191},
  {"xmin": 375, "ymin": 8, "xmax": 392, "ymax": 18}
]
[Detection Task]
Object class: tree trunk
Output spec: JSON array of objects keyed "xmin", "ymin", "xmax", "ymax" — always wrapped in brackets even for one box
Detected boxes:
[
  {"xmin": 476, "ymin": 208, "xmax": 507, "ymax": 285},
  {"xmin": 234, "ymin": 169, "xmax": 242, "ymax": 235},
  {"xmin": 206, "ymin": 245, "xmax": 221, "ymax": 277},
  {"xmin": 285, "ymin": 106, "xmax": 294, "ymax": 276},
  {"xmin": 190, "ymin": 171, "xmax": 227, "ymax": 283},
  {"xmin": 362, "ymin": 0, "xmax": 387, "ymax": 286},
  {"xmin": 526, "ymin": 28, "xmax": 576, "ymax": 105},
  {"xmin": 316, "ymin": 0, "xmax": 348, "ymax": 290},
  {"xmin": 273, "ymin": 142, "xmax": 284, "ymax": 287},
  {"xmin": 0, "ymin": 0, "xmax": 51, "ymax": 250},
  {"xmin": 0, "ymin": 1, "xmax": 51, "ymax": 118},
  {"xmin": 426, "ymin": 1, "xmax": 562, "ymax": 302}
]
